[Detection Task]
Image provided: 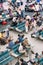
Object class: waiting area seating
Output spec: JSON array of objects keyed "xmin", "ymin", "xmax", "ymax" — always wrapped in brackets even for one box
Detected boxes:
[
  {"xmin": 31, "ymin": 28, "xmax": 43, "ymax": 40},
  {"xmin": 10, "ymin": 22, "xmax": 25, "ymax": 32},
  {"xmin": 0, "ymin": 50, "xmax": 14, "ymax": 65}
]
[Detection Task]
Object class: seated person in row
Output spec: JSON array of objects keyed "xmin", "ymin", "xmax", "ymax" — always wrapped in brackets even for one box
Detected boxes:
[
  {"xmin": 18, "ymin": 43, "xmax": 28, "ymax": 56},
  {"xmin": 15, "ymin": 58, "xmax": 28, "ymax": 65},
  {"xmin": 22, "ymin": 38, "xmax": 30, "ymax": 47},
  {"xmin": 7, "ymin": 39, "xmax": 14, "ymax": 49},
  {"xmin": 0, "ymin": 31, "xmax": 6, "ymax": 45},
  {"xmin": 15, "ymin": 34, "xmax": 24, "ymax": 43},
  {"xmin": 11, "ymin": 17, "xmax": 17, "ymax": 26}
]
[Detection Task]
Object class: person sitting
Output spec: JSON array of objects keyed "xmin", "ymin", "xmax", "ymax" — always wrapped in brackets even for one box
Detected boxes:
[
  {"xmin": 18, "ymin": 43, "xmax": 27, "ymax": 56},
  {"xmin": 35, "ymin": 53, "xmax": 40, "ymax": 60},
  {"xmin": 15, "ymin": 34, "xmax": 24, "ymax": 44},
  {"xmin": 0, "ymin": 32, "xmax": 3, "ymax": 39},
  {"xmin": 22, "ymin": 38, "xmax": 30, "ymax": 48},
  {"xmin": 11, "ymin": 17, "xmax": 17, "ymax": 26}
]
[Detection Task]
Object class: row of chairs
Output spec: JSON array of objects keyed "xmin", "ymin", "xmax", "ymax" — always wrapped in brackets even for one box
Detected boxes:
[
  {"xmin": 34, "ymin": 57, "xmax": 43, "ymax": 65},
  {"xmin": 31, "ymin": 29, "xmax": 43, "ymax": 40},
  {"xmin": 0, "ymin": 42, "xmax": 30, "ymax": 65},
  {"xmin": 0, "ymin": 50, "xmax": 14, "ymax": 65},
  {"xmin": 0, "ymin": 11, "xmax": 17, "ymax": 23},
  {"xmin": 10, "ymin": 22, "xmax": 25, "ymax": 32}
]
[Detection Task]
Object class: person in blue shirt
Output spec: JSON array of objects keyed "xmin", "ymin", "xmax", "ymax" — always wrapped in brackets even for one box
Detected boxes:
[
  {"xmin": 15, "ymin": 34, "xmax": 24, "ymax": 44},
  {"xmin": 18, "ymin": 34, "xmax": 24, "ymax": 43},
  {"xmin": 8, "ymin": 39, "xmax": 14, "ymax": 49}
]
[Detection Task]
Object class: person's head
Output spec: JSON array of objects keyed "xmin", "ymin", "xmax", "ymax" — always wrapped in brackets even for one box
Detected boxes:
[
  {"xmin": 23, "ymin": 38, "xmax": 28, "ymax": 46},
  {"xmin": 8, "ymin": 8, "xmax": 11, "ymax": 11},
  {"xmin": 35, "ymin": 2, "xmax": 37, "ymax": 5},
  {"xmin": 22, "ymin": 42, "xmax": 24, "ymax": 46},
  {"xmin": 24, "ymin": 38, "xmax": 28, "ymax": 42},
  {"xmin": 22, "ymin": 34, "xmax": 24, "ymax": 38},
  {"xmin": 8, "ymin": 39, "xmax": 12, "ymax": 43},
  {"xmin": 18, "ymin": 34, "xmax": 20, "ymax": 37},
  {"xmin": 31, "ymin": 18, "xmax": 34, "ymax": 22},
  {"xmin": 24, "ymin": 17, "xmax": 26, "ymax": 20},
  {"xmin": 20, "ymin": 58, "xmax": 24, "ymax": 63},
  {"xmin": 35, "ymin": 53, "xmax": 39, "ymax": 58}
]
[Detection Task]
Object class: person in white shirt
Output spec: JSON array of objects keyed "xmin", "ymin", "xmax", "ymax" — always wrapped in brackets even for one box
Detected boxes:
[
  {"xmin": 18, "ymin": 43, "xmax": 27, "ymax": 56},
  {"xmin": 12, "ymin": 17, "xmax": 17, "ymax": 22},
  {"xmin": 35, "ymin": 3, "xmax": 40, "ymax": 11},
  {"xmin": 18, "ymin": 43, "xmax": 26, "ymax": 53}
]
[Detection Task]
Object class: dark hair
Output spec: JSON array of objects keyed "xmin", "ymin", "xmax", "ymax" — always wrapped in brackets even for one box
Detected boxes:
[
  {"xmin": 35, "ymin": 53, "xmax": 38, "ymax": 58},
  {"xmin": 22, "ymin": 34, "xmax": 24, "ymax": 38},
  {"xmin": 8, "ymin": 39, "xmax": 12, "ymax": 42},
  {"xmin": 18, "ymin": 34, "xmax": 20, "ymax": 36},
  {"xmin": 20, "ymin": 58, "xmax": 23, "ymax": 62},
  {"xmin": 33, "ymin": 62, "xmax": 36, "ymax": 65}
]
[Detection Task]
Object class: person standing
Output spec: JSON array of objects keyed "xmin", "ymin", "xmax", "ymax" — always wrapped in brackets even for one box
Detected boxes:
[
  {"xmin": 25, "ymin": 19, "xmax": 29, "ymax": 33},
  {"xmin": 35, "ymin": 3, "xmax": 40, "ymax": 11}
]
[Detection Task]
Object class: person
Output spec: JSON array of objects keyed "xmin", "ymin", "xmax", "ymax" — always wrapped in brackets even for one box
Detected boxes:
[
  {"xmin": 35, "ymin": 3, "xmax": 40, "ymax": 11},
  {"xmin": 35, "ymin": 53, "xmax": 40, "ymax": 62},
  {"xmin": 17, "ymin": 8, "xmax": 22, "ymax": 17},
  {"xmin": 31, "ymin": 18, "xmax": 37, "ymax": 32},
  {"xmin": 0, "ymin": 32, "xmax": 3, "ymax": 39},
  {"xmin": 8, "ymin": 39, "xmax": 14, "ymax": 49},
  {"xmin": 29, "ymin": 60, "xmax": 36, "ymax": 65},
  {"xmin": 18, "ymin": 43, "xmax": 26, "ymax": 55},
  {"xmin": 8, "ymin": 8, "xmax": 13, "ymax": 17},
  {"xmin": 15, "ymin": 34, "xmax": 24, "ymax": 44},
  {"xmin": 6, "ymin": 29, "xmax": 9, "ymax": 39},
  {"xmin": 18, "ymin": 43, "xmax": 28, "ymax": 56},
  {"xmin": 2, "ymin": 20, "xmax": 7, "ymax": 25},
  {"xmin": 19, "ymin": 58, "xmax": 28, "ymax": 65},
  {"xmin": 23, "ymin": 38, "xmax": 30, "ymax": 47},
  {"xmin": 25, "ymin": 19, "xmax": 29, "ymax": 33},
  {"xmin": 26, "ymin": 15, "xmax": 31, "ymax": 20},
  {"xmin": 15, "ymin": 61, "xmax": 19, "ymax": 65},
  {"xmin": 11, "ymin": 17, "xmax": 17, "ymax": 26},
  {"xmin": 30, "ymin": 4, "xmax": 35, "ymax": 11}
]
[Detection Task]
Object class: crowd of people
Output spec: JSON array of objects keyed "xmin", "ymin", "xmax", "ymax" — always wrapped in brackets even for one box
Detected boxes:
[
  {"xmin": 11, "ymin": 11, "xmax": 43, "ymax": 33},
  {"xmin": 15, "ymin": 51, "xmax": 43, "ymax": 65},
  {"xmin": 0, "ymin": 0, "xmax": 43, "ymax": 65}
]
